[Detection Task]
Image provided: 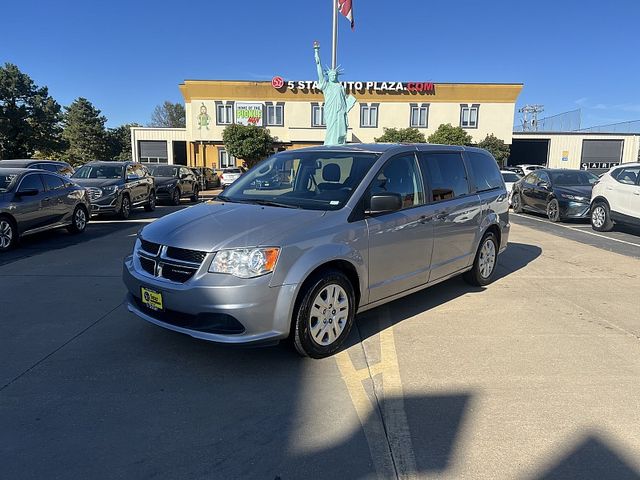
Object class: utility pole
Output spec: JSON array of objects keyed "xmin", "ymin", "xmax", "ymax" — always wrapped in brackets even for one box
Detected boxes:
[
  {"xmin": 331, "ymin": 0, "xmax": 338, "ymax": 69},
  {"xmin": 519, "ymin": 105, "xmax": 544, "ymax": 132}
]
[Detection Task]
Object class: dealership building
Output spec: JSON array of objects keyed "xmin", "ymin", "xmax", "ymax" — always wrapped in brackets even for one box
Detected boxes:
[{"xmin": 132, "ymin": 78, "xmax": 640, "ymax": 173}]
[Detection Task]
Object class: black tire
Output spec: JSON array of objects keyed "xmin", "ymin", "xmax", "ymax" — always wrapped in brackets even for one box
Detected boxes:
[
  {"xmin": 512, "ymin": 191, "xmax": 524, "ymax": 213},
  {"xmin": 547, "ymin": 198, "xmax": 561, "ymax": 222},
  {"xmin": 118, "ymin": 195, "xmax": 131, "ymax": 220},
  {"xmin": 67, "ymin": 205, "xmax": 88, "ymax": 234},
  {"xmin": 464, "ymin": 231, "xmax": 499, "ymax": 287},
  {"xmin": 293, "ymin": 270, "xmax": 356, "ymax": 359},
  {"xmin": 144, "ymin": 191, "xmax": 156, "ymax": 212},
  {"xmin": 0, "ymin": 215, "xmax": 17, "ymax": 252},
  {"xmin": 191, "ymin": 186, "xmax": 200, "ymax": 203},
  {"xmin": 171, "ymin": 188, "xmax": 181, "ymax": 206},
  {"xmin": 591, "ymin": 201, "xmax": 614, "ymax": 232}
]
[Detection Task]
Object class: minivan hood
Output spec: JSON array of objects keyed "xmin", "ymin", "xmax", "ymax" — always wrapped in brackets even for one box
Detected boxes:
[
  {"xmin": 554, "ymin": 185, "xmax": 593, "ymax": 198},
  {"xmin": 72, "ymin": 178, "xmax": 122, "ymax": 188},
  {"xmin": 140, "ymin": 201, "xmax": 326, "ymax": 252}
]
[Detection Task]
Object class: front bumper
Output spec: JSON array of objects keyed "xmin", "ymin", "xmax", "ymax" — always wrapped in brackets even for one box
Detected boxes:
[
  {"xmin": 90, "ymin": 193, "xmax": 121, "ymax": 214},
  {"xmin": 559, "ymin": 200, "xmax": 590, "ymax": 219},
  {"xmin": 155, "ymin": 186, "xmax": 177, "ymax": 200},
  {"xmin": 123, "ymin": 254, "xmax": 297, "ymax": 345}
]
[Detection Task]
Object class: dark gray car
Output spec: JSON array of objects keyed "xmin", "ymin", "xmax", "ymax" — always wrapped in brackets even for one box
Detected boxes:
[
  {"xmin": 147, "ymin": 164, "xmax": 200, "ymax": 205},
  {"xmin": 0, "ymin": 168, "xmax": 90, "ymax": 251},
  {"xmin": 0, "ymin": 159, "xmax": 75, "ymax": 177},
  {"xmin": 123, "ymin": 144, "xmax": 510, "ymax": 358},
  {"xmin": 71, "ymin": 161, "xmax": 156, "ymax": 219}
]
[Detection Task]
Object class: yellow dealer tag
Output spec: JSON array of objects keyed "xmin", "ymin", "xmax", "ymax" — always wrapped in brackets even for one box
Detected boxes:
[{"xmin": 141, "ymin": 287, "xmax": 163, "ymax": 311}]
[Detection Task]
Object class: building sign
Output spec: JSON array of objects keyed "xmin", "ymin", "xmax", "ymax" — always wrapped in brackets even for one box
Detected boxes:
[
  {"xmin": 561, "ymin": 150, "xmax": 569, "ymax": 162},
  {"xmin": 581, "ymin": 161, "xmax": 620, "ymax": 170},
  {"xmin": 272, "ymin": 77, "xmax": 436, "ymax": 95},
  {"xmin": 235, "ymin": 102, "xmax": 263, "ymax": 126}
]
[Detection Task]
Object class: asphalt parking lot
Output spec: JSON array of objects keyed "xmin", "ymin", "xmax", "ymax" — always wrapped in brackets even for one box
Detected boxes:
[{"xmin": 2, "ymin": 204, "xmax": 640, "ymax": 479}]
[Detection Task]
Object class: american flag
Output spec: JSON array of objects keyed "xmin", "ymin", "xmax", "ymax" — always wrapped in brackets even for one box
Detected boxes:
[{"xmin": 338, "ymin": 0, "xmax": 354, "ymax": 30}]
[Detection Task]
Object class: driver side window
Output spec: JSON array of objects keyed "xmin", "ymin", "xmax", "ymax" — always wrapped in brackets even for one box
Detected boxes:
[{"xmin": 369, "ymin": 154, "xmax": 425, "ymax": 210}]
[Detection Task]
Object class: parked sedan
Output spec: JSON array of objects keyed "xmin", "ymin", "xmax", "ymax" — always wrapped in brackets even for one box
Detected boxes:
[
  {"xmin": 511, "ymin": 169, "xmax": 599, "ymax": 222},
  {"xmin": 0, "ymin": 168, "xmax": 90, "ymax": 251},
  {"xmin": 0, "ymin": 159, "xmax": 75, "ymax": 177},
  {"xmin": 220, "ymin": 167, "xmax": 243, "ymax": 188},
  {"xmin": 190, "ymin": 167, "xmax": 220, "ymax": 189},
  {"xmin": 147, "ymin": 165, "xmax": 200, "ymax": 205}
]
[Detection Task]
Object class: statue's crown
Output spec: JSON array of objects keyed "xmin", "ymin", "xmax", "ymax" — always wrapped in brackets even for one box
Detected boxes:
[{"xmin": 325, "ymin": 65, "xmax": 345, "ymax": 76}]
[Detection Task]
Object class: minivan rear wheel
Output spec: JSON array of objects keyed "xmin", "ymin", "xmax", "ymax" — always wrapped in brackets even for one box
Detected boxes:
[
  {"xmin": 464, "ymin": 232, "xmax": 498, "ymax": 286},
  {"xmin": 293, "ymin": 270, "xmax": 355, "ymax": 359}
]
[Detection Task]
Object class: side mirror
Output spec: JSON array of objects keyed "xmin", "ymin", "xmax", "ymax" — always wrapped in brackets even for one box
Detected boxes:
[
  {"xmin": 16, "ymin": 188, "xmax": 39, "ymax": 197},
  {"xmin": 365, "ymin": 192, "xmax": 403, "ymax": 215}
]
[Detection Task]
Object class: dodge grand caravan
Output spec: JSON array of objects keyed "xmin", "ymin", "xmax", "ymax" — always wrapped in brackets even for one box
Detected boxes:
[{"xmin": 123, "ymin": 144, "xmax": 510, "ymax": 358}]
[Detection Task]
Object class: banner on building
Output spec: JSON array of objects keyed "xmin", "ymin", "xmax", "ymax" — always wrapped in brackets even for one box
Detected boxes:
[{"xmin": 235, "ymin": 103, "xmax": 264, "ymax": 126}]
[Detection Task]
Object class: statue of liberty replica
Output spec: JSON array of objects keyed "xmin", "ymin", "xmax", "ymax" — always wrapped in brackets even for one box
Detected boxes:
[{"xmin": 314, "ymin": 41, "xmax": 356, "ymax": 145}]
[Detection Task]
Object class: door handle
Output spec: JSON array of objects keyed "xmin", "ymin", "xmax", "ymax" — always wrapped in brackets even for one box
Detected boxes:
[
  {"xmin": 633, "ymin": 191, "xmax": 640, "ymax": 196},
  {"xmin": 419, "ymin": 215, "xmax": 433, "ymax": 223},
  {"xmin": 435, "ymin": 212, "xmax": 447, "ymax": 220}
]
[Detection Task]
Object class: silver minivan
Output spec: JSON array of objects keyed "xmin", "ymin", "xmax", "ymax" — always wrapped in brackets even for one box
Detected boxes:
[{"xmin": 123, "ymin": 144, "xmax": 509, "ymax": 358}]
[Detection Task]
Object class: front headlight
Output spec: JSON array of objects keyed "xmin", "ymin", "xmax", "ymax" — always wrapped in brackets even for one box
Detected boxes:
[
  {"xmin": 560, "ymin": 193, "xmax": 588, "ymax": 202},
  {"xmin": 101, "ymin": 185, "xmax": 120, "ymax": 196},
  {"xmin": 209, "ymin": 247, "xmax": 280, "ymax": 278}
]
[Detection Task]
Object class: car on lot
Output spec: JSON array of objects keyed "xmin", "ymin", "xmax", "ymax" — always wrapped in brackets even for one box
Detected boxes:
[
  {"xmin": 0, "ymin": 168, "xmax": 90, "ymax": 251},
  {"xmin": 511, "ymin": 168, "xmax": 599, "ymax": 222},
  {"xmin": 194, "ymin": 167, "xmax": 220, "ymax": 189},
  {"xmin": 220, "ymin": 167, "xmax": 243, "ymax": 188},
  {"xmin": 71, "ymin": 161, "xmax": 155, "ymax": 219},
  {"xmin": 124, "ymin": 143, "xmax": 510, "ymax": 358},
  {"xmin": 0, "ymin": 159, "xmax": 75, "ymax": 177},
  {"xmin": 501, "ymin": 170, "xmax": 521, "ymax": 205},
  {"xmin": 590, "ymin": 163, "xmax": 640, "ymax": 231},
  {"xmin": 147, "ymin": 165, "xmax": 200, "ymax": 205}
]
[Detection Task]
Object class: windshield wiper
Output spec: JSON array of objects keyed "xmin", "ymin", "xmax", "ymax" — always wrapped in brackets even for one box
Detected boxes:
[
  {"xmin": 216, "ymin": 194, "xmax": 237, "ymax": 203},
  {"xmin": 249, "ymin": 199, "xmax": 301, "ymax": 209}
]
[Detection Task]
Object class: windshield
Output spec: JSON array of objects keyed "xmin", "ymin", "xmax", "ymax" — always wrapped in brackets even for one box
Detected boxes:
[
  {"xmin": 72, "ymin": 164, "xmax": 123, "ymax": 179},
  {"xmin": 550, "ymin": 171, "xmax": 599, "ymax": 186},
  {"xmin": 502, "ymin": 172, "xmax": 521, "ymax": 182},
  {"xmin": 0, "ymin": 174, "xmax": 18, "ymax": 192},
  {"xmin": 147, "ymin": 165, "xmax": 179, "ymax": 177},
  {"xmin": 220, "ymin": 151, "xmax": 381, "ymax": 211}
]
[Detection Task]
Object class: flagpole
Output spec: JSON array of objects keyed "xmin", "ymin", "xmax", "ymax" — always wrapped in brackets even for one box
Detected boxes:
[{"xmin": 331, "ymin": 0, "xmax": 338, "ymax": 69}]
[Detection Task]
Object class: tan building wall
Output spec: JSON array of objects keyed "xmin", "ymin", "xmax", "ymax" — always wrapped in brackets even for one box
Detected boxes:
[{"xmin": 512, "ymin": 133, "xmax": 640, "ymax": 169}]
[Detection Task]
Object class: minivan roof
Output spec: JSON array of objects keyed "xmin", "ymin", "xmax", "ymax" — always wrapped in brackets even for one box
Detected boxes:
[{"xmin": 291, "ymin": 143, "xmax": 488, "ymax": 155}]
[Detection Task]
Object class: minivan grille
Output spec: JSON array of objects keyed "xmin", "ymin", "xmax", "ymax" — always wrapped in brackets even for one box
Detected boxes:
[{"xmin": 137, "ymin": 239, "xmax": 207, "ymax": 284}]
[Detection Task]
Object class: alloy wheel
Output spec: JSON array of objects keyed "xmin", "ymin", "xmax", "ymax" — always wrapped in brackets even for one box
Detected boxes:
[
  {"xmin": 0, "ymin": 220, "xmax": 13, "ymax": 249},
  {"xmin": 75, "ymin": 208, "xmax": 87, "ymax": 231},
  {"xmin": 592, "ymin": 206, "xmax": 606, "ymax": 228},
  {"xmin": 547, "ymin": 200, "xmax": 559, "ymax": 222},
  {"xmin": 308, "ymin": 284, "xmax": 350, "ymax": 347},
  {"xmin": 478, "ymin": 237, "xmax": 496, "ymax": 279}
]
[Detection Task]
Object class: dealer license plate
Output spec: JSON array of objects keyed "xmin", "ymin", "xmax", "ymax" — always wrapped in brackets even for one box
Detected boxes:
[{"xmin": 141, "ymin": 287, "xmax": 163, "ymax": 311}]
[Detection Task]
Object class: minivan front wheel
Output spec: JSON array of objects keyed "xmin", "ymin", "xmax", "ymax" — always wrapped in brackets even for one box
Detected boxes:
[
  {"xmin": 464, "ymin": 232, "xmax": 498, "ymax": 286},
  {"xmin": 293, "ymin": 270, "xmax": 355, "ymax": 359}
]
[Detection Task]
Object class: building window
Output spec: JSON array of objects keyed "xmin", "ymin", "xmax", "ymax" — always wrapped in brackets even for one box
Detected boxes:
[
  {"xmin": 266, "ymin": 102, "xmax": 284, "ymax": 126},
  {"xmin": 216, "ymin": 102, "xmax": 234, "ymax": 125},
  {"xmin": 311, "ymin": 103, "xmax": 325, "ymax": 127},
  {"xmin": 219, "ymin": 148, "xmax": 235, "ymax": 168},
  {"xmin": 410, "ymin": 104, "xmax": 429, "ymax": 128},
  {"xmin": 360, "ymin": 103, "xmax": 379, "ymax": 128},
  {"xmin": 460, "ymin": 104, "xmax": 479, "ymax": 129}
]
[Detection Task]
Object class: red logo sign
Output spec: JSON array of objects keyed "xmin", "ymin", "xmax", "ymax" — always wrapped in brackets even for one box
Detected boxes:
[{"xmin": 271, "ymin": 76, "xmax": 285, "ymax": 89}]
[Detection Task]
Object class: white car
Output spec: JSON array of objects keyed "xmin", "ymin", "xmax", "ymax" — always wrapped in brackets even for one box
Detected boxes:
[
  {"xmin": 220, "ymin": 167, "xmax": 243, "ymax": 188},
  {"xmin": 590, "ymin": 163, "xmax": 640, "ymax": 231},
  {"xmin": 501, "ymin": 170, "xmax": 521, "ymax": 205}
]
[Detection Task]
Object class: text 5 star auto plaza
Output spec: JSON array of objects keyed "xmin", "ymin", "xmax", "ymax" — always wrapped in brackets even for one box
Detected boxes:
[{"xmin": 132, "ymin": 77, "xmax": 640, "ymax": 173}]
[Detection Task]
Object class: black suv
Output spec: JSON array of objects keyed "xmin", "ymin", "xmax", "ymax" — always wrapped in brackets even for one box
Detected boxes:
[
  {"xmin": 71, "ymin": 161, "xmax": 156, "ymax": 219},
  {"xmin": 0, "ymin": 159, "xmax": 75, "ymax": 177},
  {"xmin": 147, "ymin": 165, "xmax": 200, "ymax": 205}
]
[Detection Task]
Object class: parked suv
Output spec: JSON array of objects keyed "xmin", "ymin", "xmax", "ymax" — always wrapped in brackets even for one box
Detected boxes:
[
  {"xmin": 0, "ymin": 159, "xmax": 75, "ymax": 177},
  {"xmin": 590, "ymin": 163, "xmax": 640, "ymax": 231},
  {"xmin": 72, "ymin": 161, "xmax": 155, "ymax": 218},
  {"xmin": 0, "ymin": 168, "xmax": 90, "ymax": 251},
  {"xmin": 147, "ymin": 165, "xmax": 200, "ymax": 205},
  {"xmin": 124, "ymin": 144, "xmax": 509, "ymax": 358}
]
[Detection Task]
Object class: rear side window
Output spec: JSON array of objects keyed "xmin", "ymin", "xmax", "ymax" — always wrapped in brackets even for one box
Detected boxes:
[
  {"xmin": 33, "ymin": 163, "xmax": 58, "ymax": 172},
  {"xmin": 466, "ymin": 152, "xmax": 503, "ymax": 192},
  {"xmin": 18, "ymin": 174, "xmax": 45, "ymax": 193},
  {"xmin": 613, "ymin": 167, "xmax": 640, "ymax": 185},
  {"xmin": 419, "ymin": 152, "xmax": 470, "ymax": 202},
  {"xmin": 43, "ymin": 174, "xmax": 66, "ymax": 191}
]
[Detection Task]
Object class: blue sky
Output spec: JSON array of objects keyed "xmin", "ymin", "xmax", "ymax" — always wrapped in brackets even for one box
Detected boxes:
[{"xmin": 2, "ymin": 0, "xmax": 639, "ymax": 128}]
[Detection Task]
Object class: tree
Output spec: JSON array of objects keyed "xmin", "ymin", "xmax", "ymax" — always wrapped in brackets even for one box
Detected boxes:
[
  {"xmin": 149, "ymin": 101, "xmax": 185, "ymax": 128},
  {"xmin": 477, "ymin": 134, "xmax": 510, "ymax": 167},
  {"xmin": 374, "ymin": 127, "xmax": 426, "ymax": 143},
  {"xmin": 0, "ymin": 63, "xmax": 64, "ymax": 159},
  {"xmin": 222, "ymin": 124, "xmax": 275, "ymax": 169},
  {"xmin": 427, "ymin": 123, "xmax": 473, "ymax": 146},
  {"xmin": 62, "ymin": 97, "xmax": 108, "ymax": 165},
  {"xmin": 106, "ymin": 123, "xmax": 141, "ymax": 161}
]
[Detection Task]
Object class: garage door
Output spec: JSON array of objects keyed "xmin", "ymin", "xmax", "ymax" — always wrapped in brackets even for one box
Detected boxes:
[
  {"xmin": 139, "ymin": 141, "xmax": 168, "ymax": 163},
  {"xmin": 580, "ymin": 140, "xmax": 623, "ymax": 171}
]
